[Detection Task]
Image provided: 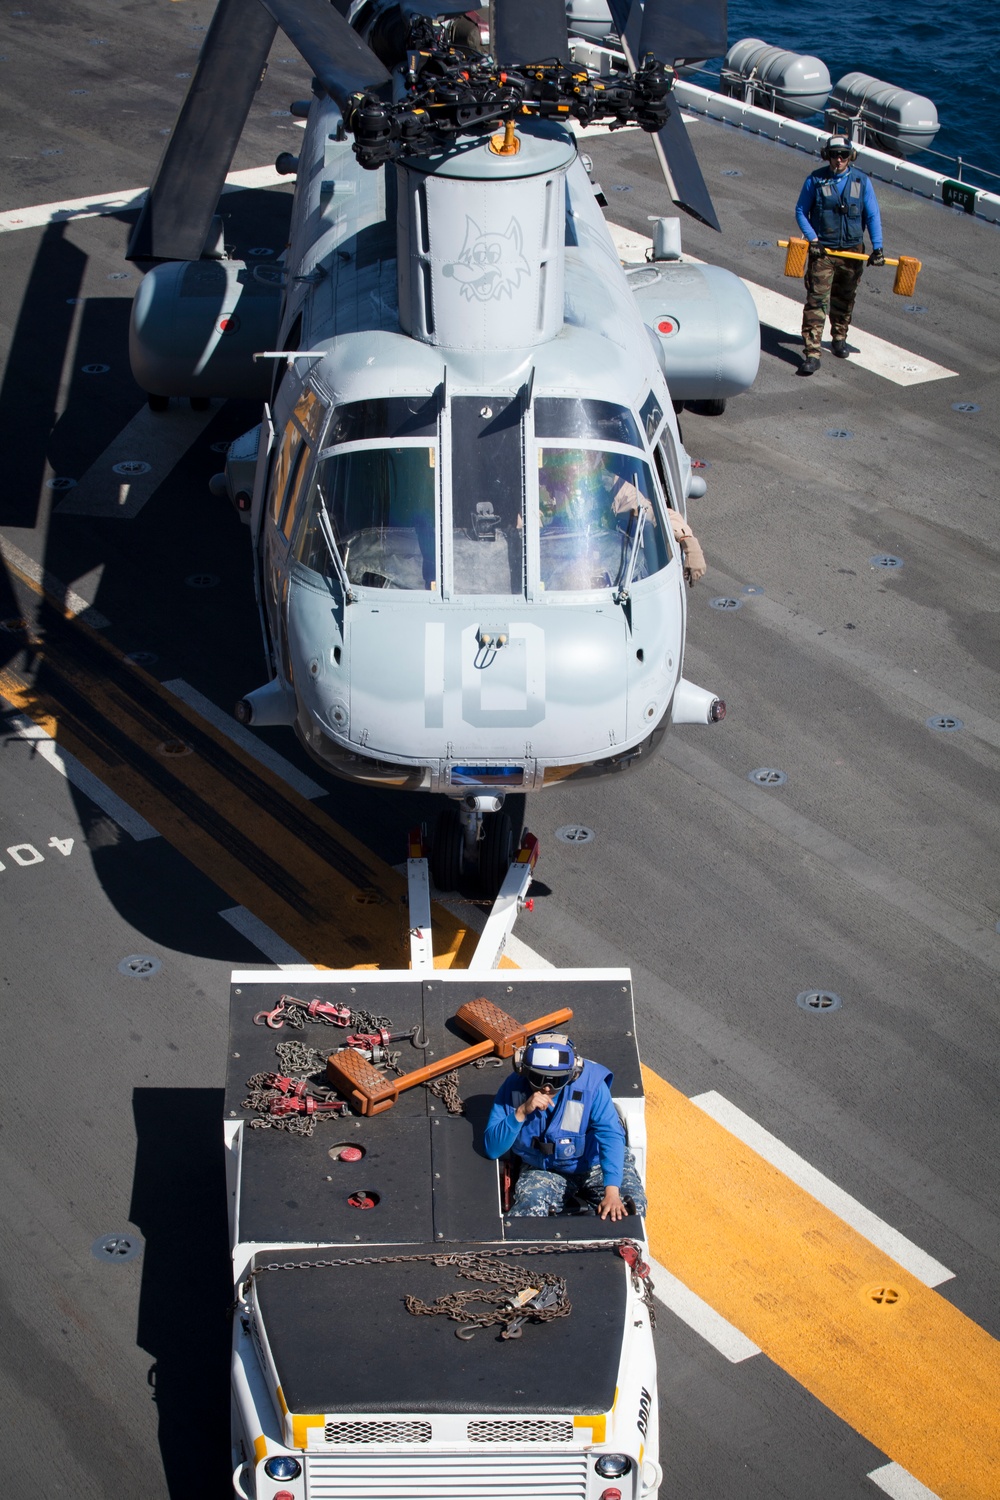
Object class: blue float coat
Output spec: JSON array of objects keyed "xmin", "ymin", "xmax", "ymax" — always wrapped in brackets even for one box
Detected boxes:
[
  {"xmin": 483, "ymin": 1061, "xmax": 626, "ymax": 1186},
  {"xmin": 796, "ymin": 165, "xmax": 883, "ymax": 249}
]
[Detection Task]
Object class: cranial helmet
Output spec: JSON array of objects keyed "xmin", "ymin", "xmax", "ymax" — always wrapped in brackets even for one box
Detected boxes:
[
  {"xmin": 822, "ymin": 135, "xmax": 857, "ymax": 163},
  {"xmin": 514, "ymin": 1032, "xmax": 584, "ymax": 1091}
]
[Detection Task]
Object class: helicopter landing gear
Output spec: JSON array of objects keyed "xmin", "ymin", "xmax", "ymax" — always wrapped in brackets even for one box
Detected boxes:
[
  {"xmin": 147, "ymin": 392, "xmax": 169, "ymax": 413},
  {"xmin": 430, "ymin": 806, "xmax": 463, "ymax": 892},
  {"xmin": 430, "ymin": 794, "xmax": 511, "ymax": 898},
  {"xmin": 479, "ymin": 807, "xmax": 514, "ymax": 897},
  {"xmin": 190, "ymin": 395, "xmax": 211, "ymax": 412}
]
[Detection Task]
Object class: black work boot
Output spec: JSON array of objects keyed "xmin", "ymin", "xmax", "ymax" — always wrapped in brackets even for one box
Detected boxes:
[
  {"xmin": 831, "ymin": 339, "xmax": 849, "ymax": 358},
  {"xmin": 798, "ymin": 355, "xmax": 821, "ymax": 376}
]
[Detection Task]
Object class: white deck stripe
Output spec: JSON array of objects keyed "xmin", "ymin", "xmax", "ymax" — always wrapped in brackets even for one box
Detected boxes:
[
  {"xmin": 219, "ymin": 906, "xmax": 308, "ymax": 967},
  {"xmin": 606, "ymin": 223, "xmax": 957, "ymax": 386},
  {"xmin": 56, "ymin": 402, "xmax": 217, "ymax": 519},
  {"xmin": 0, "ymin": 536, "xmax": 110, "ymax": 627},
  {"xmin": 0, "ymin": 164, "xmax": 287, "ymax": 234},
  {"xmin": 647, "ymin": 1254, "xmax": 761, "ymax": 1362},
  {"xmin": 3, "ymin": 707, "xmax": 160, "ymax": 840},
  {"xmin": 868, "ymin": 1462, "xmax": 942, "ymax": 1499},
  {"xmin": 163, "ymin": 679, "xmax": 326, "ymax": 801},
  {"xmin": 690, "ymin": 1092, "xmax": 954, "ymax": 1288}
]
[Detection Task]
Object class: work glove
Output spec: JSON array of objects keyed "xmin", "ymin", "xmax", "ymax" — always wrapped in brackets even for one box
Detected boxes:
[
  {"xmin": 867, "ymin": 247, "xmax": 885, "ymax": 266},
  {"xmin": 807, "ymin": 240, "xmax": 827, "ymax": 259}
]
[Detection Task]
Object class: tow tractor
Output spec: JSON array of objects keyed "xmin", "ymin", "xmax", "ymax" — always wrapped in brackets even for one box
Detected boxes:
[{"xmin": 227, "ymin": 831, "xmax": 660, "ymax": 1498}]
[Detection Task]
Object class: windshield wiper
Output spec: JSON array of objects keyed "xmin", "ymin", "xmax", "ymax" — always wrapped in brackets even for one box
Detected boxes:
[
  {"xmin": 614, "ymin": 500, "xmax": 646, "ymax": 607},
  {"xmin": 315, "ymin": 485, "xmax": 356, "ymax": 605}
]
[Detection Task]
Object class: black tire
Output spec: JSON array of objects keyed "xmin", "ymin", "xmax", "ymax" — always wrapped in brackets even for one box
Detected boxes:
[
  {"xmin": 147, "ymin": 392, "xmax": 169, "ymax": 412},
  {"xmin": 479, "ymin": 809, "xmax": 514, "ymax": 898},
  {"xmin": 430, "ymin": 806, "xmax": 463, "ymax": 892},
  {"xmin": 687, "ymin": 397, "xmax": 727, "ymax": 416},
  {"xmin": 190, "ymin": 395, "xmax": 211, "ymax": 411}
]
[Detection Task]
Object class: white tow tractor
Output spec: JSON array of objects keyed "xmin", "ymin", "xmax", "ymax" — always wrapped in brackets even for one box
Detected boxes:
[{"xmin": 226, "ymin": 832, "xmax": 661, "ymax": 1498}]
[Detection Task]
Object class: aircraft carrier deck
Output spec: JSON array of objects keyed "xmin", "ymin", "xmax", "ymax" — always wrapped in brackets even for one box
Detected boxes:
[{"xmin": 1, "ymin": 3, "xmax": 997, "ymax": 1497}]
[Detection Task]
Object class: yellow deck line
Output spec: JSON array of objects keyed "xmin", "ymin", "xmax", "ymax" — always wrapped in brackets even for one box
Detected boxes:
[{"xmin": 642, "ymin": 1067, "xmax": 1000, "ymax": 1500}]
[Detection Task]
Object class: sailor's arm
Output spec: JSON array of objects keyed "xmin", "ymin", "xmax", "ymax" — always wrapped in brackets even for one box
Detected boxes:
[
  {"xmin": 667, "ymin": 507, "xmax": 706, "ymax": 584},
  {"xmin": 483, "ymin": 1079, "xmax": 548, "ymax": 1159},
  {"xmin": 589, "ymin": 1086, "xmax": 628, "ymax": 1219},
  {"xmin": 795, "ymin": 176, "xmax": 818, "ymax": 239}
]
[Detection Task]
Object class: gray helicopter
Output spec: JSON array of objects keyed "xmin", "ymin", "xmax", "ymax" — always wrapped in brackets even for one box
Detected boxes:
[{"xmin": 127, "ymin": 0, "xmax": 759, "ymax": 892}]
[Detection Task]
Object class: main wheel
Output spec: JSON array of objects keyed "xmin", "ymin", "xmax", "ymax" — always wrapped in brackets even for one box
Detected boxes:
[
  {"xmin": 147, "ymin": 392, "xmax": 169, "ymax": 413},
  {"xmin": 430, "ymin": 806, "xmax": 463, "ymax": 891},
  {"xmin": 688, "ymin": 397, "xmax": 727, "ymax": 416},
  {"xmin": 479, "ymin": 809, "xmax": 514, "ymax": 898}
]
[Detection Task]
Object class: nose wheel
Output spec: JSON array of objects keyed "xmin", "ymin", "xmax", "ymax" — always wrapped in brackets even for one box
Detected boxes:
[{"xmin": 430, "ymin": 796, "xmax": 513, "ymax": 898}]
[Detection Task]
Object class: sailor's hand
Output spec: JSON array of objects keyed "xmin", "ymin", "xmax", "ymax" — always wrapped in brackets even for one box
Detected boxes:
[
  {"xmin": 868, "ymin": 247, "xmax": 885, "ymax": 266},
  {"xmin": 598, "ymin": 1185, "xmax": 626, "ymax": 1221},
  {"xmin": 515, "ymin": 1091, "xmax": 554, "ymax": 1121},
  {"xmin": 807, "ymin": 240, "xmax": 827, "ymax": 259}
]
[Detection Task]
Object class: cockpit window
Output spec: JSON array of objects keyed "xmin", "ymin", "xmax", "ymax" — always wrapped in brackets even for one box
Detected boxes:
[
  {"xmin": 537, "ymin": 448, "xmax": 671, "ymax": 593},
  {"xmin": 534, "ymin": 398, "xmax": 643, "ymax": 449},
  {"xmin": 326, "ymin": 395, "xmax": 438, "ymax": 444},
  {"xmin": 294, "ymin": 445, "xmax": 436, "ymax": 591}
]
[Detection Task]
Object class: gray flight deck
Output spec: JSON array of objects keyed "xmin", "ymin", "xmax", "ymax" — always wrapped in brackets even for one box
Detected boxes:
[{"xmin": 1, "ymin": 2, "xmax": 998, "ymax": 1498}]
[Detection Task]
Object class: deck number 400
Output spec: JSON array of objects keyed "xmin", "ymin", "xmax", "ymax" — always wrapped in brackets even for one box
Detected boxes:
[{"xmin": 0, "ymin": 836, "xmax": 74, "ymax": 872}]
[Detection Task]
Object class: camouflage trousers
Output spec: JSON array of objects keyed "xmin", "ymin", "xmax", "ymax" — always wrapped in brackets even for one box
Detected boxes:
[
  {"xmin": 802, "ymin": 251, "xmax": 864, "ymax": 354},
  {"xmin": 509, "ymin": 1148, "xmax": 648, "ymax": 1218}
]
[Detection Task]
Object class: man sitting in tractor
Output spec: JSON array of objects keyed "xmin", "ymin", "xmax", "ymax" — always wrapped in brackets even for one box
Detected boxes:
[{"xmin": 483, "ymin": 1032, "xmax": 647, "ymax": 1221}]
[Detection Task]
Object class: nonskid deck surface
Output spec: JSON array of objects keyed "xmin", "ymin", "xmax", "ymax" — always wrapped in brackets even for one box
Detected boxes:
[{"xmin": 1, "ymin": 5, "xmax": 998, "ymax": 1496}]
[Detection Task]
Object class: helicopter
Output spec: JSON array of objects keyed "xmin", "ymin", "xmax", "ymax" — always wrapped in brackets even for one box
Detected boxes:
[{"xmin": 126, "ymin": 0, "xmax": 760, "ymax": 893}]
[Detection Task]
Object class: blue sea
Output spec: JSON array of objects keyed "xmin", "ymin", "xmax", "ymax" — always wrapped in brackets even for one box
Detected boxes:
[{"xmin": 700, "ymin": 0, "xmax": 1000, "ymax": 185}]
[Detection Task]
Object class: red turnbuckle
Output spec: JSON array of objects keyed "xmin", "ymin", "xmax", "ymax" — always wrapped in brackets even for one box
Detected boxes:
[
  {"xmin": 617, "ymin": 1242, "xmax": 650, "ymax": 1279},
  {"xmin": 268, "ymin": 1095, "xmax": 348, "ymax": 1117},
  {"xmin": 299, "ymin": 996, "xmax": 353, "ymax": 1025},
  {"xmin": 262, "ymin": 1073, "xmax": 311, "ymax": 1098}
]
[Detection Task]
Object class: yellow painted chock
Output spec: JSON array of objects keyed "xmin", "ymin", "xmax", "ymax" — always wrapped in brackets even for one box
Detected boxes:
[{"xmin": 778, "ymin": 237, "xmax": 921, "ymax": 295}]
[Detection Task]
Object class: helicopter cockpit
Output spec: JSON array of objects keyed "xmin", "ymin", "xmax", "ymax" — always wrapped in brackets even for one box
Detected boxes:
[{"xmin": 277, "ymin": 389, "xmax": 678, "ymax": 606}]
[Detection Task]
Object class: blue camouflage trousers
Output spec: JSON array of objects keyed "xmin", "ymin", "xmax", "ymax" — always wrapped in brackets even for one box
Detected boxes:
[{"xmin": 509, "ymin": 1148, "xmax": 648, "ymax": 1218}]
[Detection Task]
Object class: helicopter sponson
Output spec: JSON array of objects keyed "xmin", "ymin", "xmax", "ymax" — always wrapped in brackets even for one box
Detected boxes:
[{"xmin": 126, "ymin": 2, "xmax": 754, "ymax": 807}]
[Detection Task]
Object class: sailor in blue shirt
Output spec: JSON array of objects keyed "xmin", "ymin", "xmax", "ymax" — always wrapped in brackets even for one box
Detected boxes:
[
  {"xmin": 483, "ymin": 1032, "xmax": 647, "ymax": 1220},
  {"xmin": 795, "ymin": 135, "xmax": 885, "ymax": 375}
]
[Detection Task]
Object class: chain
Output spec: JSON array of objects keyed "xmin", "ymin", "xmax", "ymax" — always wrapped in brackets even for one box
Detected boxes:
[
  {"xmin": 404, "ymin": 1253, "xmax": 569, "ymax": 1336},
  {"xmin": 425, "ymin": 1069, "xmax": 464, "ymax": 1115}
]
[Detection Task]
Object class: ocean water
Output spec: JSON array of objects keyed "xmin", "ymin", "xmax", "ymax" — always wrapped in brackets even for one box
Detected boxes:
[{"xmin": 701, "ymin": 0, "xmax": 1000, "ymax": 183}]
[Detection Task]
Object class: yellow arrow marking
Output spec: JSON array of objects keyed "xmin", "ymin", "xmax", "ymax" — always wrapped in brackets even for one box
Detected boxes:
[{"xmin": 643, "ymin": 1066, "xmax": 1000, "ymax": 1500}]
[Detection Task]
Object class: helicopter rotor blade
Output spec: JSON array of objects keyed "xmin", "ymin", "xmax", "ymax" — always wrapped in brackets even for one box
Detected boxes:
[
  {"xmin": 492, "ymin": 0, "xmax": 569, "ymax": 66},
  {"xmin": 650, "ymin": 106, "xmax": 721, "ymax": 230},
  {"xmin": 257, "ymin": 0, "xmax": 391, "ymax": 109},
  {"xmin": 638, "ymin": 0, "xmax": 727, "ymax": 65},
  {"xmin": 602, "ymin": 0, "xmax": 722, "ymax": 231},
  {"xmin": 127, "ymin": 0, "xmax": 277, "ymax": 262}
]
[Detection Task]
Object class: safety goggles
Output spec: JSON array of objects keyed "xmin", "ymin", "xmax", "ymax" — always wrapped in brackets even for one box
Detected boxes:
[
  {"xmin": 828, "ymin": 150, "xmax": 851, "ymax": 160},
  {"xmin": 523, "ymin": 1071, "xmax": 564, "ymax": 1093}
]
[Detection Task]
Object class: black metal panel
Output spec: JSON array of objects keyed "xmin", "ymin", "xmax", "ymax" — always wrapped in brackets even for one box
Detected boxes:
[
  {"xmin": 254, "ymin": 1242, "xmax": 626, "ymax": 1414},
  {"xmin": 493, "ymin": 0, "xmax": 569, "ymax": 66},
  {"xmin": 228, "ymin": 980, "xmax": 434, "ymax": 1246},
  {"xmin": 652, "ymin": 106, "xmax": 722, "ymax": 232},
  {"xmin": 638, "ymin": 0, "xmax": 727, "ymax": 63},
  {"xmin": 260, "ymin": 0, "xmax": 391, "ymax": 106},
  {"xmin": 128, "ymin": 0, "xmax": 277, "ymax": 262},
  {"xmin": 421, "ymin": 974, "xmax": 643, "ymax": 1100}
]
